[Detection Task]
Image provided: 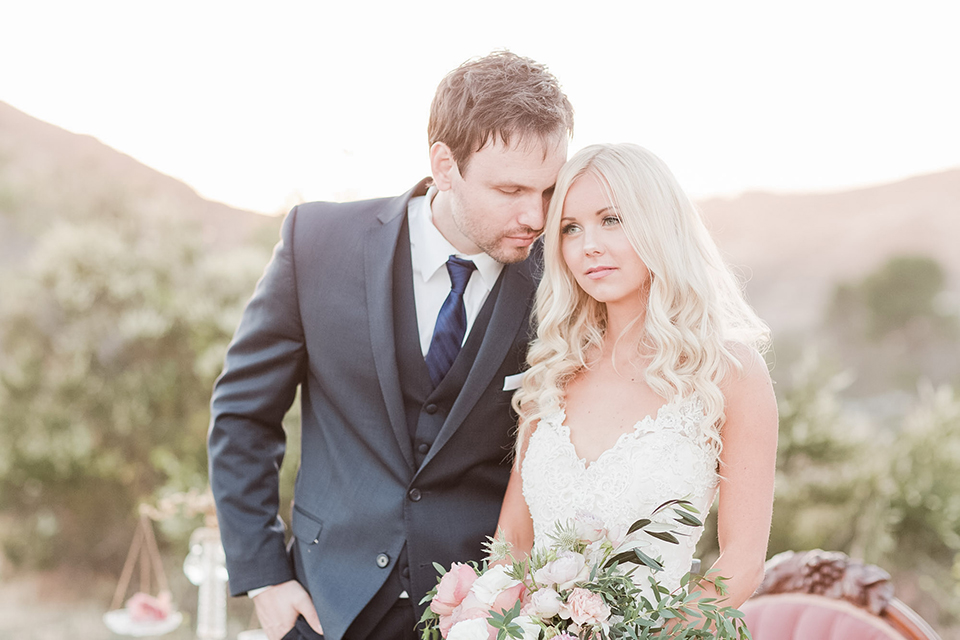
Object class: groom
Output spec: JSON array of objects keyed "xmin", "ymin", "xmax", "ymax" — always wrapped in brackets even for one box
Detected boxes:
[{"xmin": 208, "ymin": 52, "xmax": 573, "ymax": 640}]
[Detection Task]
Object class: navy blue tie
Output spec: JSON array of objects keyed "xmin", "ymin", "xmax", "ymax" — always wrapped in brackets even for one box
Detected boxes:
[{"xmin": 425, "ymin": 256, "xmax": 477, "ymax": 386}]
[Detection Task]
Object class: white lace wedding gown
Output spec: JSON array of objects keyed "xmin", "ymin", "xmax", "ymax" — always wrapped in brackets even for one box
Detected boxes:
[{"xmin": 521, "ymin": 394, "xmax": 719, "ymax": 592}]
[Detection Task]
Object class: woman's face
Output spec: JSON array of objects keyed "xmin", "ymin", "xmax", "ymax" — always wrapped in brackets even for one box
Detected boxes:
[{"xmin": 559, "ymin": 173, "xmax": 650, "ymax": 310}]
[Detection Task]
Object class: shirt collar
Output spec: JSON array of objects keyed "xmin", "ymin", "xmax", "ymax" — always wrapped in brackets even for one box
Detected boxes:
[{"xmin": 408, "ymin": 187, "xmax": 503, "ymax": 290}]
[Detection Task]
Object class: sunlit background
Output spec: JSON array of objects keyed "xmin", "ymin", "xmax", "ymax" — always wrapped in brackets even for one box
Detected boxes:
[
  {"xmin": 3, "ymin": 0, "xmax": 958, "ymax": 213},
  {"xmin": 1, "ymin": 1, "xmax": 959, "ymax": 639}
]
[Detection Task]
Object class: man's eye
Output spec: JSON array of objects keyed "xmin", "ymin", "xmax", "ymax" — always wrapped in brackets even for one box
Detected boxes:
[{"xmin": 499, "ymin": 188, "xmax": 521, "ymax": 195}]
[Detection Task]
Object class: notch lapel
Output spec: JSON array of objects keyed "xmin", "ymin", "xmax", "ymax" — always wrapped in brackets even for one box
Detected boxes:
[{"xmin": 365, "ymin": 180, "xmax": 430, "ymax": 471}]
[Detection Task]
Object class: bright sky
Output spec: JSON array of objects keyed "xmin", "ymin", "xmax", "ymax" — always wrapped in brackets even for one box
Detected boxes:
[{"xmin": 2, "ymin": 1, "xmax": 958, "ymax": 214}]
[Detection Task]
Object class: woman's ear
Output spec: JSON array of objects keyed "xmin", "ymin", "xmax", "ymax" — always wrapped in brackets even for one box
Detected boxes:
[{"xmin": 430, "ymin": 141, "xmax": 459, "ymax": 191}]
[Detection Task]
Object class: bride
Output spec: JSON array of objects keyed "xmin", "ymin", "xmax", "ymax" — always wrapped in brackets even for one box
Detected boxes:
[{"xmin": 496, "ymin": 143, "xmax": 778, "ymax": 609}]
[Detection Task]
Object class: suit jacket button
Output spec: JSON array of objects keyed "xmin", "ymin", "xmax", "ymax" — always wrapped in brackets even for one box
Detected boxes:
[
  {"xmin": 418, "ymin": 443, "xmax": 430, "ymax": 454},
  {"xmin": 425, "ymin": 403, "xmax": 438, "ymax": 415},
  {"xmin": 402, "ymin": 566, "xmax": 410, "ymax": 578},
  {"xmin": 376, "ymin": 553, "xmax": 390, "ymax": 568},
  {"xmin": 408, "ymin": 488, "xmax": 422, "ymax": 502}
]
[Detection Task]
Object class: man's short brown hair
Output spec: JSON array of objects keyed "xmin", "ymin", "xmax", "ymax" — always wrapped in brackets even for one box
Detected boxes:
[{"xmin": 428, "ymin": 51, "xmax": 574, "ymax": 174}]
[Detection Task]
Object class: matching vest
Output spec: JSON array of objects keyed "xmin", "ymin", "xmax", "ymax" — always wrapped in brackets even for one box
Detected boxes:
[{"xmin": 392, "ymin": 218, "xmax": 504, "ymax": 468}]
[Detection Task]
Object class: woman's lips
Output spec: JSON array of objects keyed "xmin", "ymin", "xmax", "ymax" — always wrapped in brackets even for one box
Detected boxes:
[{"xmin": 585, "ymin": 266, "xmax": 616, "ymax": 280}]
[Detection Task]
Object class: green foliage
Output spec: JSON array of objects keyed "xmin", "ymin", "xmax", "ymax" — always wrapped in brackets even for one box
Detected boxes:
[
  {"xmin": 874, "ymin": 384, "xmax": 960, "ymax": 621},
  {"xmin": 823, "ymin": 254, "xmax": 959, "ymax": 395},
  {"xmin": 828, "ymin": 255, "xmax": 949, "ymax": 340},
  {"xmin": 0, "ymin": 204, "xmax": 271, "ymax": 568},
  {"xmin": 767, "ymin": 351, "xmax": 875, "ymax": 555},
  {"xmin": 862, "ymin": 256, "xmax": 946, "ymax": 338}
]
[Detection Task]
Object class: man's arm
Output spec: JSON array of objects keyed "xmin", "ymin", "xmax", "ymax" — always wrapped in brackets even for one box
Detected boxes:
[{"xmin": 208, "ymin": 206, "xmax": 307, "ymax": 596}]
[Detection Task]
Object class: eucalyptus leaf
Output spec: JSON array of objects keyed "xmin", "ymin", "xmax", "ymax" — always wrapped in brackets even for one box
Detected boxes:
[
  {"xmin": 633, "ymin": 548, "xmax": 665, "ymax": 571},
  {"xmin": 627, "ymin": 518, "xmax": 652, "ymax": 534},
  {"xmin": 645, "ymin": 530, "xmax": 680, "ymax": 545},
  {"xmin": 674, "ymin": 512, "xmax": 703, "ymax": 527}
]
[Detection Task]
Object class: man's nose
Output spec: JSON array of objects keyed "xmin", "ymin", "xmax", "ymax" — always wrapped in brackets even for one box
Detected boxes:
[{"xmin": 517, "ymin": 194, "xmax": 545, "ymax": 231}]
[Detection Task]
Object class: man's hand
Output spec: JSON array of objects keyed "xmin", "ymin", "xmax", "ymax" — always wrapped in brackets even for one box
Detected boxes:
[{"xmin": 253, "ymin": 580, "xmax": 323, "ymax": 640}]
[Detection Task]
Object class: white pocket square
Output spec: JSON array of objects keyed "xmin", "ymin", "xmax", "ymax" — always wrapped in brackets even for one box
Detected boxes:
[{"xmin": 502, "ymin": 372, "xmax": 525, "ymax": 391}]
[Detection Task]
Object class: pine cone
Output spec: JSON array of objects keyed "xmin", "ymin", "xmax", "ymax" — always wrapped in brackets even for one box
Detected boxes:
[{"xmin": 755, "ymin": 550, "xmax": 894, "ymax": 615}]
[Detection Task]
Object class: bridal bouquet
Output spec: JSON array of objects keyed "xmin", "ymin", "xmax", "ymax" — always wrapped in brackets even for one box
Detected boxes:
[{"xmin": 420, "ymin": 501, "xmax": 750, "ymax": 640}]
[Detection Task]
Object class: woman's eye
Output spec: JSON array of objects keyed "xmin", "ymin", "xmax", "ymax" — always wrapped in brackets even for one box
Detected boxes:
[
  {"xmin": 602, "ymin": 215, "xmax": 622, "ymax": 226},
  {"xmin": 561, "ymin": 223, "xmax": 580, "ymax": 235}
]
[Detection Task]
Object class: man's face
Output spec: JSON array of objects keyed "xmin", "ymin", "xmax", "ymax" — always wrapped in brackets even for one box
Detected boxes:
[{"xmin": 437, "ymin": 135, "xmax": 568, "ymax": 264}]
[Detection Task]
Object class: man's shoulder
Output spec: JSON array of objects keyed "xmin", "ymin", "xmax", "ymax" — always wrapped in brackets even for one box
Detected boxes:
[
  {"xmin": 292, "ymin": 179, "xmax": 431, "ymax": 227},
  {"xmin": 294, "ymin": 194, "xmax": 391, "ymax": 217}
]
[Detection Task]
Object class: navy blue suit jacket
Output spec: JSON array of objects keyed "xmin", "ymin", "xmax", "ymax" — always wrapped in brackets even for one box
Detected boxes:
[{"xmin": 208, "ymin": 180, "xmax": 537, "ymax": 639}]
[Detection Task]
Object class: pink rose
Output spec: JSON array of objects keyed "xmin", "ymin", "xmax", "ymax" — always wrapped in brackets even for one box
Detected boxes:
[
  {"xmin": 455, "ymin": 591, "xmax": 487, "ymax": 616},
  {"xmin": 125, "ymin": 591, "xmax": 172, "ymax": 622},
  {"xmin": 559, "ymin": 588, "xmax": 611, "ymax": 627},
  {"xmin": 432, "ymin": 563, "xmax": 479, "ymax": 616},
  {"xmin": 490, "ymin": 581, "xmax": 526, "ymax": 614},
  {"xmin": 533, "ymin": 551, "xmax": 590, "ymax": 591}
]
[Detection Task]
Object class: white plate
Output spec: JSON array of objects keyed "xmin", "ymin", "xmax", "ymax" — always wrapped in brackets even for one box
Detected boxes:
[{"xmin": 103, "ymin": 609, "xmax": 183, "ymax": 637}]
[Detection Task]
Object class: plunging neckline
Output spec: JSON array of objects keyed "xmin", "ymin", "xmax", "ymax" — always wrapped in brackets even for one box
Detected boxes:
[{"xmin": 553, "ymin": 397, "xmax": 679, "ymax": 470}]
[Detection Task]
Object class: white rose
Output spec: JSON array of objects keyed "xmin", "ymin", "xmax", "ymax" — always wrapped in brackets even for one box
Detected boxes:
[
  {"xmin": 530, "ymin": 588, "xmax": 563, "ymax": 617},
  {"xmin": 573, "ymin": 513, "xmax": 607, "ymax": 543},
  {"xmin": 533, "ymin": 551, "xmax": 590, "ymax": 591},
  {"xmin": 447, "ymin": 617, "xmax": 490, "ymax": 640},
  {"xmin": 605, "ymin": 524, "xmax": 628, "ymax": 549},
  {"xmin": 471, "ymin": 564, "xmax": 521, "ymax": 606},
  {"xmin": 513, "ymin": 615, "xmax": 543, "ymax": 640}
]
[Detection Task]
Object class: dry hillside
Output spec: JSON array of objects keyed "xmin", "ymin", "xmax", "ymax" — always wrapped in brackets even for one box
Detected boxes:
[
  {"xmin": 0, "ymin": 100, "xmax": 277, "ymax": 260},
  {"xmin": 699, "ymin": 170, "xmax": 960, "ymax": 332},
  {"xmin": 3, "ymin": 99, "xmax": 957, "ymax": 335}
]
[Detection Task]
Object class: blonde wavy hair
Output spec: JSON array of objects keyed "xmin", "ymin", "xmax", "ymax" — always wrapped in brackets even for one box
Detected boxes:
[{"xmin": 513, "ymin": 143, "xmax": 770, "ymax": 463}]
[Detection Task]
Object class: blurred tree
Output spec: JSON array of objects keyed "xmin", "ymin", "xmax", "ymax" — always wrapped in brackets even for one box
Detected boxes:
[
  {"xmin": 824, "ymin": 255, "xmax": 959, "ymax": 394},
  {"xmin": 875, "ymin": 383, "xmax": 960, "ymax": 624},
  {"xmin": 765, "ymin": 351, "xmax": 877, "ymax": 556},
  {"xmin": 862, "ymin": 256, "xmax": 946, "ymax": 338},
  {"xmin": 0, "ymin": 204, "xmax": 271, "ymax": 569}
]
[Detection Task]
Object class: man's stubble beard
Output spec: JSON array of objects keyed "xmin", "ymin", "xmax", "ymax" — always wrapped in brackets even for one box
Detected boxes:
[
  {"xmin": 484, "ymin": 239, "xmax": 533, "ymax": 265},
  {"xmin": 452, "ymin": 206, "xmax": 538, "ymax": 265}
]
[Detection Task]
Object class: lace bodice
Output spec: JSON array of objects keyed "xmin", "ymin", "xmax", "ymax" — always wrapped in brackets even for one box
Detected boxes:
[{"xmin": 521, "ymin": 395, "xmax": 719, "ymax": 592}]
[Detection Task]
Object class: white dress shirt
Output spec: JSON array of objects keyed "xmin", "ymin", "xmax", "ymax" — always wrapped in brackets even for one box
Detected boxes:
[{"xmin": 407, "ymin": 187, "xmax": 503, "ymax": 356}]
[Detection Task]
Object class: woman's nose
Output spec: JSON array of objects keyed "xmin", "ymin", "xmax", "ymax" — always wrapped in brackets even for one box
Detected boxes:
[{"xmin": 582, "ymin": 227, "xmax": 603, "ymax": 255}]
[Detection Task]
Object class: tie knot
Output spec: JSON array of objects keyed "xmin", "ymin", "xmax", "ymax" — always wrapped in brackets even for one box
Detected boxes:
[{"xmin": 445, "ymin": 256, "xmax": 477, "ymax": 295}]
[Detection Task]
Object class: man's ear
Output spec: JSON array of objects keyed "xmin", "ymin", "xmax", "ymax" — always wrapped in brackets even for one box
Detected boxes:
[{"xmin": 430, "ymin": 142, "xmax": 459, "ymax": 191}]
